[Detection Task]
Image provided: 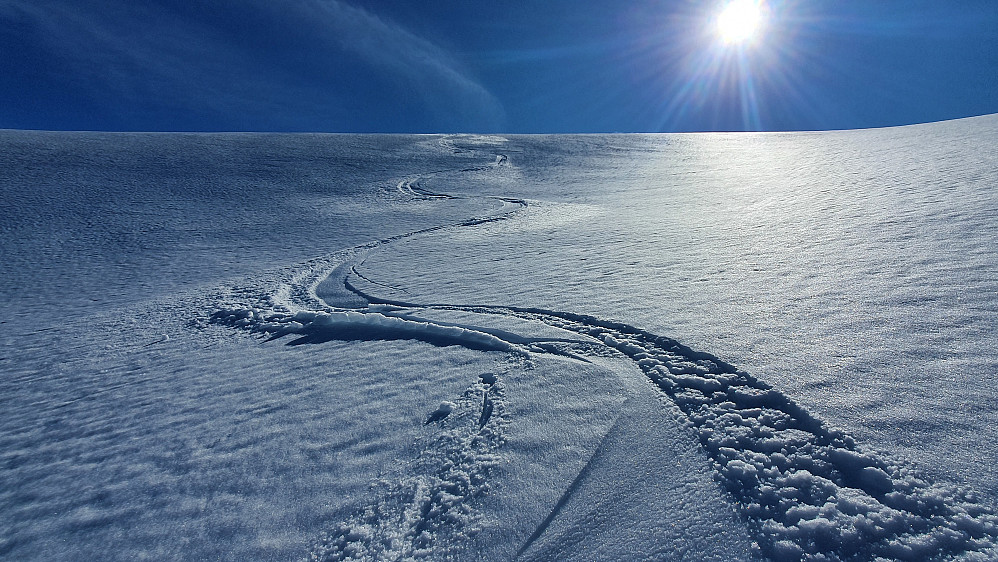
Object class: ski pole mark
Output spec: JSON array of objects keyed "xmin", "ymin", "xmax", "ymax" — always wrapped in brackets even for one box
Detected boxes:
[
  {"xmin": 425, "ymin": 401, "xmax": 455, "ymax": 425},
  {"xmin": 350, "ymin": 264, "xmax": 411, "ymax": 295}
]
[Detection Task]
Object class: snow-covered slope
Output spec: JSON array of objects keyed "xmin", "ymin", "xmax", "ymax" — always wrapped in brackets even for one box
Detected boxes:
[{"xmin": 2, "ymin": 117, "xmax": 997, "ymax": 560}]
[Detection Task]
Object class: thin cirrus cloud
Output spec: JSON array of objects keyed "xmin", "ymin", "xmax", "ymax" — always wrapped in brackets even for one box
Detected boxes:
[
  {"xmin": 313, "ymin": 0, "xmax": 505, "ymax": 130},
  {"xmin": 0, "ymin": 0, "xmax": 504, "ymax": 132}
]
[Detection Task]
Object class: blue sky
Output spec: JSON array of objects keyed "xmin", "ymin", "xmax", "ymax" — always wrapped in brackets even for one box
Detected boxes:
[{"xmin": 1, "ymin": 0, "xmax": 996, "ymax": 132}]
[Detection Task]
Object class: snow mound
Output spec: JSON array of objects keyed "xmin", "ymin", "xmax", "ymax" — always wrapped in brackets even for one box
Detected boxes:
[{"xmin": 211, "ymin": 307, "xmax": 521, "ymax": 354}]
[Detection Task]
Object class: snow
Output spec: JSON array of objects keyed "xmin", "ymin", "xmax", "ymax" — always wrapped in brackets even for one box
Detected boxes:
[{"xmin": 2, "ymin": 117, "xmax": 998, "ymax": 560}]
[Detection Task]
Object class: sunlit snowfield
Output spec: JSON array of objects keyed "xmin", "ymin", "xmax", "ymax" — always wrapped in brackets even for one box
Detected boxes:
[{"xmin": 2, "ymin": 116, "xmax": 997, "ymax": 561}]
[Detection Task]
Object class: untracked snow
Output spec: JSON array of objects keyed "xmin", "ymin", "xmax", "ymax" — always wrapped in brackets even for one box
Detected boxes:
[{"xmin": 2, "ymin": 117, "xmax": 997, "ymax": 560}]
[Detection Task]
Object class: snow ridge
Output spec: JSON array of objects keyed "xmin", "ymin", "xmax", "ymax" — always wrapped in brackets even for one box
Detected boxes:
[{"xmin": 210, "ymin": 308, "xmax": 522, "ymax": 354}]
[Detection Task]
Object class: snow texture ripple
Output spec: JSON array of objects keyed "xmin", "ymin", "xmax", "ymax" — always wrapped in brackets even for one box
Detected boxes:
[{"xmin": 208, "ymin": 135, "xmax": 998, "ymax": 561}]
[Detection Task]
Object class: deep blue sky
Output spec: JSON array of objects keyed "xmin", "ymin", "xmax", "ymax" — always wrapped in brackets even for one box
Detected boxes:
[{"xmin": 2, "ymin": 0, "xmax": 996, "ymax": 133}]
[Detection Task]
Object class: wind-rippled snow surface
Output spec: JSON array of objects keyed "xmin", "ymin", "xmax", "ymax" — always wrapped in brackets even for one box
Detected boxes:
[{"xmin": 2, "ymin": 117, "xmax": 997, "ymax": 560}]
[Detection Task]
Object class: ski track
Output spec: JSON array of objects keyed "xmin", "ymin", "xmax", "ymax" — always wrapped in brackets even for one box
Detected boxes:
[{"xmin": 209, "ymin": 136, "xmax": 998, "ymax": 561}]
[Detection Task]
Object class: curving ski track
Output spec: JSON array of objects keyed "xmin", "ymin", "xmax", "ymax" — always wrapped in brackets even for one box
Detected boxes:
[{"xmin": 210, "ymin": 137, "xmax": 998, "ymax": 561}]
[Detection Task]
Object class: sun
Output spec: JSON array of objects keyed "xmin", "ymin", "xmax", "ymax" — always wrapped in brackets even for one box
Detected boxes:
[{"xmin": 717, "ymin": 0, "xmax": 764, "ymax": 45}]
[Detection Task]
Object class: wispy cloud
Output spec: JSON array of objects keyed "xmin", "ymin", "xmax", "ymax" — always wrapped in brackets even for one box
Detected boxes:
[
  {"xmin": 0, "ymin": 0, "xmax": 504, "ymax": 131},
  {"xmin": 309, "ymin": 0, "xmax": 505, "ymax": 130}
]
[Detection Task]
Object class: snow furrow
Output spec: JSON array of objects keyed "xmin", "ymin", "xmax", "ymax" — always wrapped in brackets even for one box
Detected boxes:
[{"xmin": 515, "ymin": 415, "xmax": 622, "ymax": 558}]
